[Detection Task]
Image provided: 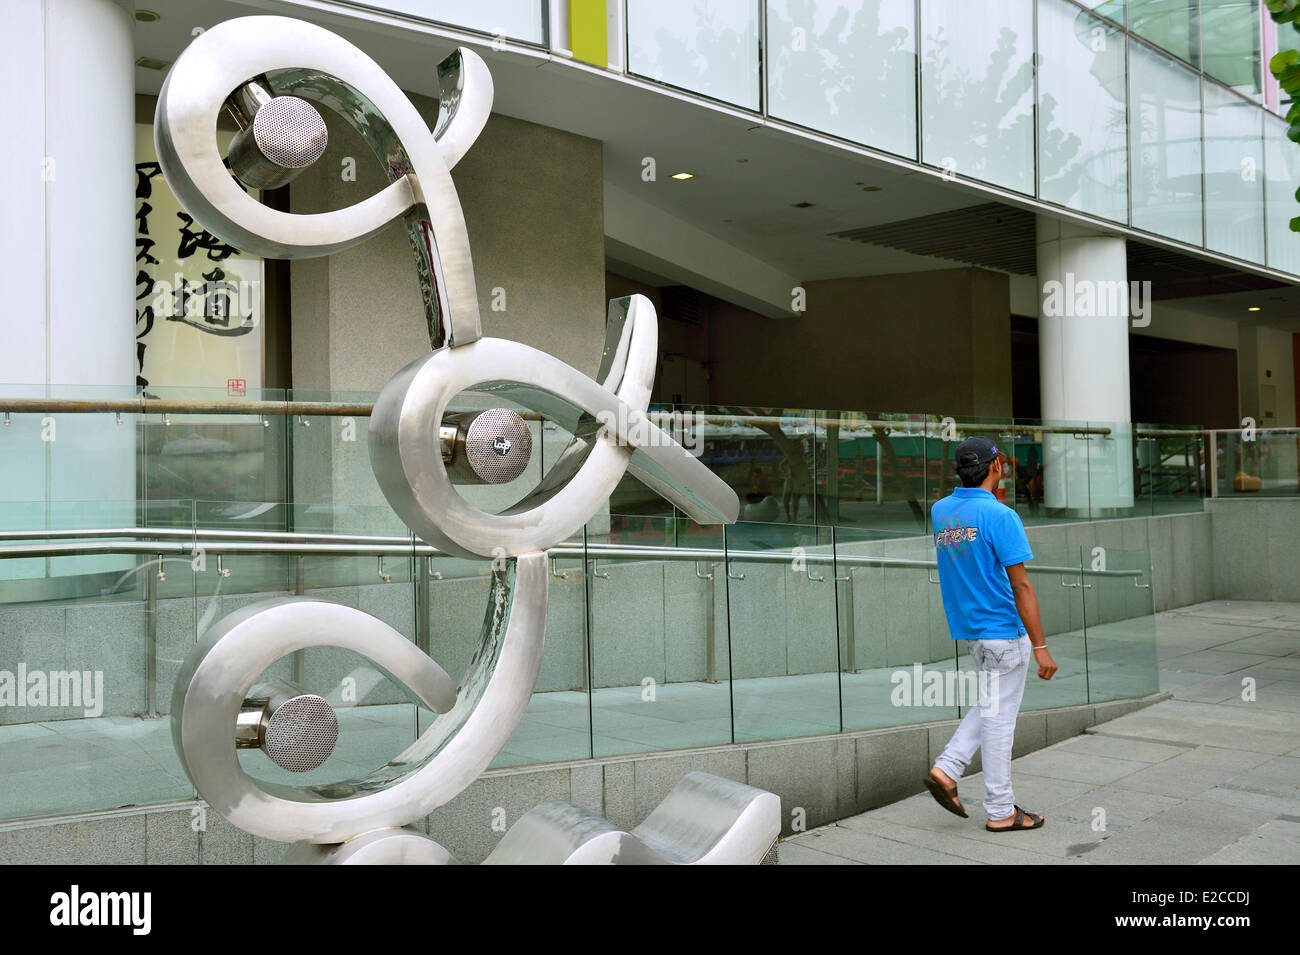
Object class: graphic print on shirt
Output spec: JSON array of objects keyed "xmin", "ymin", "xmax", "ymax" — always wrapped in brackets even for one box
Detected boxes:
[{"xmin": 934, "ymin": 517, "xmax": 979, "ymax": 555}]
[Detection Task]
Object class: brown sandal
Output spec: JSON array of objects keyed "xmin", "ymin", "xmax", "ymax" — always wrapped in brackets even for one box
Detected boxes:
[
  {"xmin": 985, "ymin": 805, "xmax": 1045, "ymax": 832},
  {"xmin": 924, "ymin": 775, "xmax": 969, "ymax": 818}
]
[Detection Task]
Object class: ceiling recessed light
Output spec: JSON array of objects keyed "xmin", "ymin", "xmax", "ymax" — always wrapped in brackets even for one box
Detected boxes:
[
  {"xmin": 791, "ymin": 201, "xmax": 815, "ymax": 208},
  {"xmin": 135, "ymin": 55, "xmax": 171, "ymax": 70},
  {"xmin": 135, "ymin": 9, "xmax": 160, "ymax": 22},
  {"xmin": 1247, "ymin": 306, "xmax": 1261, "ymax": 311},
  {"xmin": 671, "ymin": 172, "xmax": 694, "ymax": 180},
  {"xmin": 736, "ymin": 158, "xmax": 749, "ymax": 163},
  {"xmin": 861, "ymin": 185, "xmax": 882, "ymax": 192}
]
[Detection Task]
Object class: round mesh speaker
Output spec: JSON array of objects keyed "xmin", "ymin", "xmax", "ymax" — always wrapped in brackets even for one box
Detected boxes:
[
  {"xmin": 263, "ymin": 693, "xmax": 338, "ymax": 772},
  {"xmin": 251, "ymin": 96, "xmax": 328, "ymax": 170},
  {"xmin": 463, "ymin": 408, "xmax": 532, "ymax": 484}
]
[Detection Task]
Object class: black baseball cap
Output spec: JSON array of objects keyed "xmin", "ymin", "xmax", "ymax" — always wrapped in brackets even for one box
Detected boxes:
[{"xmin": 954, "ymin": 436, "xmax": 1001, "ymax": 469}]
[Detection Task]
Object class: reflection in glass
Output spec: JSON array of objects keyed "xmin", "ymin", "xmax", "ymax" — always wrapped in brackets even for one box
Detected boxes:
[
  {"xmin": 1037, "ymin": 0, "xmax": 1127, "ymax": 222},
  {"xmin": 1200, "ymin": 0, "xmax": 1262, "ymax": 98},
  {"xmin": 725, "ymin": 523, "xmax": 841, "ymax": 742},
  {"xmin": 1128, "ymin": 0, "xmax": 1197, "ymax": 64},
  {"xmin": 627, "ymin": 0, "xmax": 761, "ymax": 109},
  {"xmin": 1082, "ymin": 547, "xmax": 1159, "ymax": 703},
  {"xmin": 587, "ymin": 516, "xmax": 733, "ymax": 757},
  {"xmin": 1017, "ymin": 546, "xmax": 1091, "ymax": 711},
  {"xmin": 1264, "ymin": 114, "xmax": 1300, "ymax": 274},
  {"xmin": 766, "ymin": 0, "xmax": 916, "ymax": 157},
  {"xmin": 1129, "ymin": 42, "xmax": 1203, "ymax": 244},
  {"xmin": 373, "ymin": 1, "xmax": 546, "ymax": 44},
  {"xmin": 1203, "ymin": 81, "xmax": 1265, "ymax": 263},
  {"xmin": 920, "ymin": 0, "xmax": 1035, "ymax": 193}
]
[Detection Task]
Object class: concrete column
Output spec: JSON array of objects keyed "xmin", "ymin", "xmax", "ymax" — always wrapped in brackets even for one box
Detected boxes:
[
  {"xmin": 1036, "ymin": 216, "xmax": 1135, "ymax": 511},
  {"xmin": 0, "ymin": 0, "xmax": 137, "ymax": 584}
]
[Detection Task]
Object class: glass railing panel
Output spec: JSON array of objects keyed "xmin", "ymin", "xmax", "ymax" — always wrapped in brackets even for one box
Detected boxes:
[
  {"xmin": 1214, "ymin": 428, "xmax": 1300, "ymax": 497},
  {"xmin": 286, "ymin": 388, "xmax": 381, "ymax": 524},
  {"xmin": 924, "ymin": 415, "xmax": 1018, "ymax": 527},
  {"xmin": 834, "ymin": 526, "xmax": 960, "ymax": 730},
  {"xmin": 1017, "ymin": 545, "xmax": 1091, "ymax": 711},
  {"xmin": 238, "ymin": 530, "xmax": 419, "ymax": 792},
  {"xmin": 585, "ymin": 515, "xmax": 731, "ymax": 757},
  {"xmin": 1030, "ymin": 416, "xmax": 1110, "ymax": 524},
  {"xmin": 724, "ymin": 521, "xmax": 841, "ymax": 743},
  {"xmin": 1081, "ymin": 545, "xmax": 1159, "ymax": 703},
  {"xmin": 1085, "ymin": 418, "xmax": 1140, "ymax": 521},
  {"xmin": 1135, "ymin": 423, "xmax": 1206, "ymax": 514},
  {"xmin": 818, "ymin": 410, "xmax": 929, "ymax": 539},
  {"xmin": 141, "ymin": 385, "xmax": 289, "ymax": 516},
  {"xmin": 487, "ymin": 525, "xmax": 591, "ymax": 769},
  {"xmin": 843, "ymin": 411, "xmax": 930, "ymax": 536},
  {"xmin": 0, "ymin": 385, "xmax": 143, "ymax": 587},
  {"xmin": 0, "ymin": 499, "xmax": 197, "ymax": 822},
  {"xmin": 688, "ymin": 405, "xmax": 823, "ymax": 527}
]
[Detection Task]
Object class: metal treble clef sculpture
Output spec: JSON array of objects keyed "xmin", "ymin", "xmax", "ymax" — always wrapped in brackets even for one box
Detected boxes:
[{"xmin": 158, "ymin": 16, "xmax": 778, "ymax": 865}]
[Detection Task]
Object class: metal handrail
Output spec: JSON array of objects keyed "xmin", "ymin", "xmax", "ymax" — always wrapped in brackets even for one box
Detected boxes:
[
  {"xmin": 0, "ymin": 395, "xmax": 1143, "ymax": 437},
  {"xmin": 7, "ymin": 396, "xmax": 1296, "ymax": 437},
  {"xmin": 0, "ymin": 528, "xmax": 1144, "ymax": 578}
]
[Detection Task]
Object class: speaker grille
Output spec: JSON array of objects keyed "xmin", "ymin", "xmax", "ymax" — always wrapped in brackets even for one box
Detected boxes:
[
  {"xmin": 252, "ymin": 96, "xmax": 328, "ymax": 170},
  {"xmin": 264, "ymin": 693, "xmax": 338, "ymax": 772},
  {"xmin": 463, "ymin": 409, "xmax": 532, "ymax": 484}
]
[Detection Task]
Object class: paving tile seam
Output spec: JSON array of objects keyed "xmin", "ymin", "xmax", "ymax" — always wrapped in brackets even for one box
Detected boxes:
[
  {"xmin": 1084, "ymin": 730, "xmax": 1200, "ymax": 750},
  {"xmin": 838, "ymin": 818, "xmax": 1069, "ymax": 859},
  {"xmin": 828, "ymin": 822, "xmax": 1007, "ymax": 864},
  {"xmin": 778, "ymin": 841, "xmax": 866, "ymax": 865}
]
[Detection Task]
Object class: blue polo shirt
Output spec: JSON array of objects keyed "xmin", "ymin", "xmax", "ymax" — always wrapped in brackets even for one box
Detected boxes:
[{"xmin": 931, "ymin": 488, "xmax": 1034, "ymax": 640}]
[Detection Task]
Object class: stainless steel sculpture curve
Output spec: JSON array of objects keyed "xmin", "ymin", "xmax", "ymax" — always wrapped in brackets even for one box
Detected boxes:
[{"xmin": 155, "ymin": 15, "xmax": 771, "ymax": 864}]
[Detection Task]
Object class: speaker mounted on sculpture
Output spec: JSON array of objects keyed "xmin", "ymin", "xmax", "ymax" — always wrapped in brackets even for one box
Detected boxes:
[{"xmin": 155, "ymin": 16, "xmax": 780, "ymax": 865}]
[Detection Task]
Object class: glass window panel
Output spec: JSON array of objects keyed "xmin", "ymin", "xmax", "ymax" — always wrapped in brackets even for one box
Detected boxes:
[
  {"xmin": 1201, "ymin": 0, "xmax": 1262, "ymax": 97},
  {"xmin": 920, "ymin": 0, "xmax": 1035, "ymax": 194},
  {"xmin": 627, "ymin": 0, "xmax": 761, "ymax": 110},
  {"xmin": 362, "ymin": 1, "xmax": 546, "ymax": 44},
  {"xmin": 766, "ymin": 0, "xmax": 917, "ymax": 158},
  {"xmin": 1084, "ymin": 0, "xmax": 1126, "ymax": 25},
  {"xmin": 1277, "ymin": 15, "xmax": 1300, "ymax": 100},
  {"xmin": 1265, "ymin": 114, "xmax": 1300, "ymax": 274},
  {"xmin": 1129, "ymin": 0, "xmax": 1197, "ymax": 64},
  {"xmin": 1037, "ymin": 0, "xmax": 1128, "ymax": 222},
  {"xmin": 1204, "ymin": 81, "xmax": 1266, "ymax": 262},
  {"xmin": 1129, "ymin": 43, "xmax": 1203, "ymax": 244}
]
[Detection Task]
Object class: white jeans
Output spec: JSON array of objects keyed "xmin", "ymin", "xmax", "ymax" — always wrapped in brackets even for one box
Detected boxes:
[{"xmin": 933, "ymin": 635, "xmax": 1032, "ymax": 820}]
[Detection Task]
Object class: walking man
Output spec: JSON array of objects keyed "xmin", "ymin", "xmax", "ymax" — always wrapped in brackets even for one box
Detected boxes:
[{"xmin": 924, "ymin": 437, "xmax": 1058, "ymax": 832}]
